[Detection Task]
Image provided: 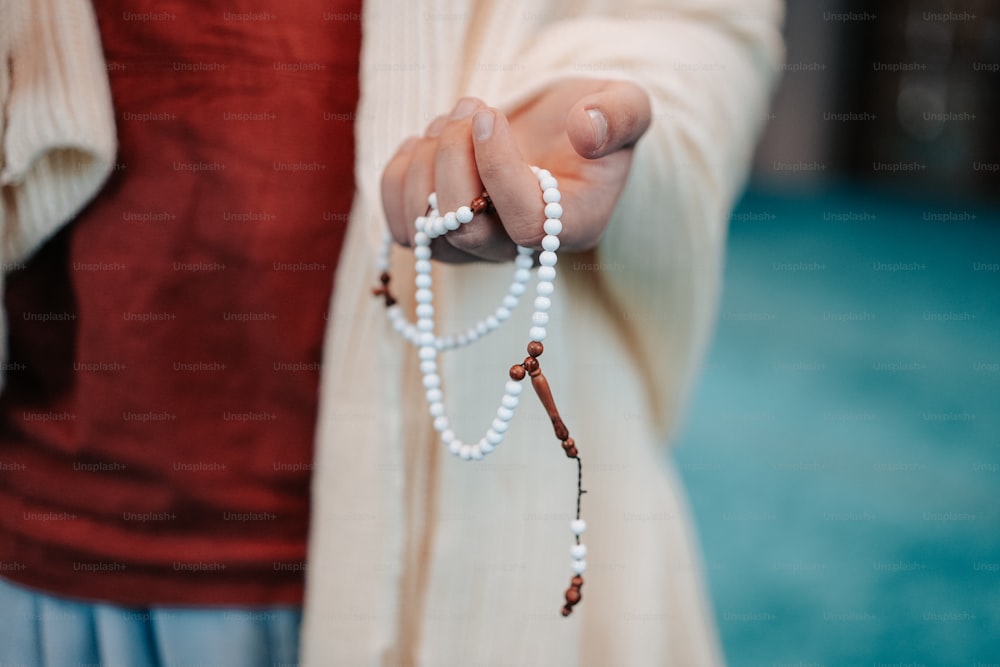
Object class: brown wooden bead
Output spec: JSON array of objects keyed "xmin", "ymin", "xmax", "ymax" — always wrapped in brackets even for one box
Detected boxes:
[
  {"xmin": 571, "ymin": 576, "xmax": 584, "ymax": 588},
  {"xmin": 527, "ymin": 341, "xmax": 544, "ymax": 358},
  {"xmin": 562, "ymin": 439, "xmax": 578, "ymax": 458},
  {"xmin": 509, "ymin": 365, "xmax": 526, "ymax": 381},
  {"xmin": 561, "ymin": 606, "xmax": 572, "ymax": 617},
  {"xmin": 470, "ymin": 197, "xmax": 488, "ymax": 214},
  {"xmin": 565, "ymin": 588, "xmax": 582, "ymax": 605},
  {"xmin": 523, "ymin": 357, "xmax": 539, "ymax": 375},
  {"xmin": 373, "ymin": 273, "xmax": 396, "ymax": 308}
]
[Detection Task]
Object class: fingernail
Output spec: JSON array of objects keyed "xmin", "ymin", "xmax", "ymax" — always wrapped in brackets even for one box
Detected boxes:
[
  {"xmin": 587, "ymin": 108, "xmax": 608, "ymax": 151},
  {"xmin": 473, "ymin": 110, "xmax": 494, "ymax": 141},
  {"xmin": 450, "ymin": 97, "xmax": 478, "ymax": 120}
]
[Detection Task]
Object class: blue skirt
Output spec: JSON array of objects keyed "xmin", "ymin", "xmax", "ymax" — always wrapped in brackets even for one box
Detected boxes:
[{"xmin": 0, "ymin": 577, "xmax": 301, "ymax": 667}]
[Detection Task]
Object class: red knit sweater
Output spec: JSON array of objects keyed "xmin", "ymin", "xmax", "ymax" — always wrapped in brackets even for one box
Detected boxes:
[{"xmin": 0, "ymin": 0, "xmax": 360, "ymax": 606}]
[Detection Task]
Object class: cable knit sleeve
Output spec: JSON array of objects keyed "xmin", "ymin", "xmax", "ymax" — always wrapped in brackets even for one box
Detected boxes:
[
  {"xmin": 0, "ymin": 0, "xmax": 116, "ymax": 268},
  {"xmin": 466, "ymin": 0, "xmax": 785, "ymax": 440}
]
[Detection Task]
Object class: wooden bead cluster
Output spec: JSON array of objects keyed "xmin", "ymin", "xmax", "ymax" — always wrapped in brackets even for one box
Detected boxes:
[
  {"xmin": 562, "ymin": 575, "xmax": 585, "ymax": 616},
  {"xmin": 509, "ymin": 341, "xmax": 577, "ymax": 461}
]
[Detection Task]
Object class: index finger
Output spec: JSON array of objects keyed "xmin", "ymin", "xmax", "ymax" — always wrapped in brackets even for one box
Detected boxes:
[{"xmin": 470, "ymin": 108, "xmax": 548, "ymax": 249}]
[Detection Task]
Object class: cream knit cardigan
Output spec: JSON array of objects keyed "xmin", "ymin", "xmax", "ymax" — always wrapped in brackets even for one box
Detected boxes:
[{"xmin": 0, "ymin": 0, "xmax": 783, "ymax": 664}]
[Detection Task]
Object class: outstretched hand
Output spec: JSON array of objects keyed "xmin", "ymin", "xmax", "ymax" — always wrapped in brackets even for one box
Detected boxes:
[{"xmin": 381, "ymin": 79, "xmax": 652, "ymax": 263}]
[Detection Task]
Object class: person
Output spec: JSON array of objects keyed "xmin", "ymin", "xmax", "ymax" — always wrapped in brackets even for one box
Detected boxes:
[{"xmin": 0, "ymin": 0, "xmax": 783, "ymax": 664}]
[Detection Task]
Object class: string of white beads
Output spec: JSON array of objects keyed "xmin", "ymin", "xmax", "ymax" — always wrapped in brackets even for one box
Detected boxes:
[
  {"xmin": 379, "ymin": 166, "xmax": 585, "ymax": 613},
  {"xmin": 570, "ymin": 519, "xmax": 587, "ymax": 574}
]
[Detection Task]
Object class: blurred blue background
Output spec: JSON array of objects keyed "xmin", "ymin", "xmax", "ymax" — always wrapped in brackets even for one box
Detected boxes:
[{"xmin": 673, "ymin": 2, "xmax": 999, "ymax": 665}]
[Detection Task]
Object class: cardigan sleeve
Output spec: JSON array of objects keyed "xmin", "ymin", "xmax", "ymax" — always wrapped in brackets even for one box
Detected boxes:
[
  {"xmin": 0, "ymin": 0, "xmax": 116, "ymax": 268},
  {"xmin": 470, "ymin": 0, "xmax": 785, "ymax": 440}
]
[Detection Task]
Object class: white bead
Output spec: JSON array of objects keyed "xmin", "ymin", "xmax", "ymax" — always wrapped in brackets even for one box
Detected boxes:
[
  {"xmin": 517, "ymin": 245, "xmax": 535, "ymax": 256},
  {"xmin": 571, "ymin": 559, "xmax": 587, "ymax": 575},
  {"xmin": 537, "ymin": 266, "xmax": 556, "ymax": 282},
  {"xmin": 391, "ymin": 318, "xmax": 406, "ymax": 332},
  {"xmin": 414, "ymin": 246, "xmax": 431, "ymax": 260},
  {"xmin": 485, "ymin": 315, "xmax": 499, "ymax": 330},
  {"xmin": 543, "ymin": 218, "xmax": 562, "ymax": 236},
  {"xmin": 475, "ymin": 320, "xmax": 488, "ymax": 335},
  {"xmin": 387, "ymin": 305, "xmax": 403, "ymax": 319},
  {"xmin": 414, "ymin": 217, "xmax": 427, "ymax": 233},
  {"xmin": 422, "ymin": 374, "xmax": 440, "ymax": 389},
  {"xmin": 470, "ymin": 443, "xmax": 485, "ymax": 460},
  {"xmin": 426, "ymin": 388, "xmax": 442, "ymax": 403},
  {"xmin": 431, "ymin": 218, "xmax": 447, "ymax": 237},
  {"xmin": 485, "ymin": 429, "xmax": 504, "ymax": 445},
  {"xmin": 544, "ymin": 202, "xmax": 562, "ymax": 219},
  {"xmin": 440, "ymin": 429, "xmax": 455, "ymax": 444},
  {"xmin": 418, "ymin": 332, "xmax": 435, "ymax": 346},
  {"xmin": 495, "ymin": 306, "xmax": 511, "ymax": 321},
  {"xmin": 497, "ymin": 406, "xmax": 514, "ymax": 422},
  {"xmin": 501, "ymin": 394, "xmax": 519, "ymax": 409},
  {"xmin": 443, "ymin": 212, "xmax": 459, "ymax": 230},
  {"xmin": 542, "ymin": 187, "xmax": 561, "ymax": 203},
  {"xmin": 433, "ymin": 415, "xmax": 449, "ymax": 432},
  {"xmin": 514, "ymin": 268, "xmax": 531, "ymax": 284},
  {"xmin": 529, "ymin": 326, "xmax": 547, "ymax": 342},
  {"xmin": 459, "ymin": 444, "xmax": 473, "ymax": 460},
  {"xmin": 414, "ymin": 231, "xmax": 430, "ymax": 246},
  {"xmin": 415, "ymin": 288, "xmax": 433, "ymax": 304},
  {"xmin": 539, "ymin": 251, "xmax": 557, "ymax": 267},
  {"xmin": 536, "ymin": 281, "xmax": 554, "ymax": 296},
  {"xmin": 479, "ymin": 439, "xmax": 495, "ymax": 454},
  {"xmin": 541, "ymin": 235, "xmax": 560, "ymax": 252},
  {"xmin": 515, "ymin": 254, "xmax": 534, "ymax": 270},
  {"xmin": 532, "ymin": 312, "xmax": 549, "ymax": 327},
  {"xmin": 415, "ymin": 274, "xmax": 432, "ymax": 288},
  {"xmin": 534, "ymin": 296, "xmax": 551, "ymax": 312},
  {"xmin": 570, "ymin": 519, "xmax": 587, "ymax": 535},
  {"xmin": 536, "ymin": 169, "xmax": 552, "ymax": 180},
  {"xmin": 419, "ymin": 345, "xmax": 436, "ymax": 360},
  {"xmin": 428, "ymin": 193, "xmax": 438, "ymax": 210},
  {"xmin": 448, "ymin": 439, "xmax": 462, "ymax": 455},
  {"xmin": 570, "ymin": 544, "xmax": 587, "ymax": 559},
  {"xmin": 510, "ymin": 282, "xmax": 526, "ymax": 296},
  {"xmin": 491, "ymin": 418, "xmax": 509, "ymax": 433},
  {"xmin": 416, "ymin": 304, "xmax": 434, "ymax": 318},
  {"xmin": 419, "ymin": 360, "xmax": 436, "ymax": 374},
  {"xmin": 503, "ymin": 294, "xmax": 518, "ymax": 309},
  {"xmin": 417, "ymin": 319, "xmax": 434, "ymax": 333},
  {"xmin": 539, "ymin": 176, "xmax": 558, "ymax": 191},
  {"xmin": 456, "ymin": 206, "xmax": 473, "ymax": 223},
  {"xmin": 504, "ymin": 380, "xmax": 523, "ymax": 396},
  {"xmin": 429, "ymin": 402, "xmax": 445, "ymax": 417},
  {"xmin": 415, "ymin": 260, "xmax": 432, "ymax": 274}
]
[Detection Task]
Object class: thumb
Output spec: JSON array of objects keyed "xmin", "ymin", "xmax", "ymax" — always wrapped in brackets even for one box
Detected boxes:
[{"xmin": 566, "ymin": 81, "xmax": 652, "ymax": 159}]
